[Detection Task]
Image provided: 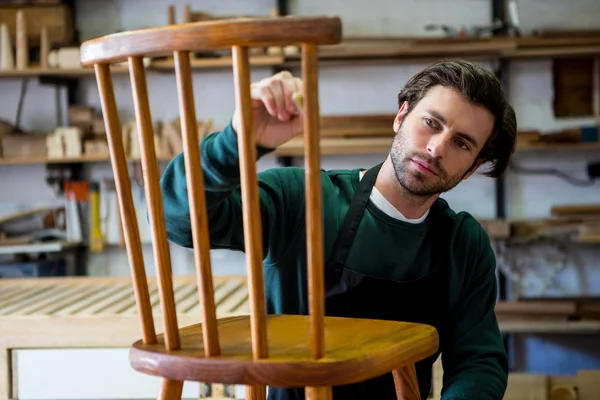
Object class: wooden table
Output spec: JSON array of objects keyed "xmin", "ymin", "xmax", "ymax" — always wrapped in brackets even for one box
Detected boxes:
[{"xmin": 0, "ymin": 275, "xmax": 249, "ymax": 400}]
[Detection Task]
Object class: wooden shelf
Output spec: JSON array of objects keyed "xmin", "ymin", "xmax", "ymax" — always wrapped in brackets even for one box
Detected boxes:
[
  {"xmin": 275, "ymin": 137, "xmax": 394, "ymax": 156},
  {"xmin": 0, "ymin": 35, "xmax": 598, "ymax": 79},
  {"xmin": 0, "ymin": 55, "xmax": 284, "ymax": 79},
  {"xmin": 150, "ymin": 55, "xmax": 284, "ymax": 71},
  {"xmin": 498, "ymin": 319, "xmax": 600, "ymax": 334},
  {"xmin": 0, "ymin": 154, "xmax": 173, "ymax": 165},
  {"xmin": 517, "ymin": 139, "xmax": 600, "ymax": 151},
  {"xmin": 0, "ymin": 66, "xmax": 130, "ymax": 79},
  {"xmin": 0, "ymin": 240, "xmax": 80, "ymax": 255},
  {"xmin": 1, "ymin": 133, "xmax": 598, "ymax": 166}
]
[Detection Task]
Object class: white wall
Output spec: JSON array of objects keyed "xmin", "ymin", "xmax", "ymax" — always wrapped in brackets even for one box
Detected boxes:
[{"xmin": 1, "ymin": 0, "xmax": 600, "ymax": 391}]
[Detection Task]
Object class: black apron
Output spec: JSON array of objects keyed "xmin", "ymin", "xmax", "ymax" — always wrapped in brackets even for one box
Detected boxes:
[{"xmin": 268, "ymin": 163, "xmax": 448, "ymax": 400}]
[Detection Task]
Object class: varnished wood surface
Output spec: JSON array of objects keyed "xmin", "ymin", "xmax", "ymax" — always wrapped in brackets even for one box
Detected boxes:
[
  {"xmin": 129, "ymin": 314, "xmax": 439, "ymax": 387},
  {"xmin": 174, "ymin": 50, "xmax": 221, "ymax": 357},
  {"xmin": 232, "ymin": 45, "xmax": 269, "ymax": 363},
  {"xmin": 301, "ymin": 43, "xmax": 326, "ymax": 362},
  {"xmin": 129, "ymin": 56, "xmax": 181, "ymax": 351},
  {"xmin": 80, "ymin": 16, "xmax": 342, "ymax": 66},
  {"xmin": 232, "ymin": 42, "xmax": 270, "ymax": 400},
  {"xmin": 0, "ymin": 276, "xmax": 249, "ymax": 318},
  {"xmin": 158, "ymin": 378, "xmax": 183, "ymax": 400},
  {"xmin": 95, "ymin": 63, "xmax": 157, "ymax": 345},
  {"xmin": 393, "ymin": 364, "xmax": 420, "ymax": 400}
]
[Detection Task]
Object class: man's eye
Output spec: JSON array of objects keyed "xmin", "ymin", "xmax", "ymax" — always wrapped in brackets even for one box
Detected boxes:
[
  {"xmin": 456, "ymin": 139, "xmax": 469, "ymax": 150},
  {"xmin": 425, "ymin": 118, "xmax": 436, "ymax": 127}
]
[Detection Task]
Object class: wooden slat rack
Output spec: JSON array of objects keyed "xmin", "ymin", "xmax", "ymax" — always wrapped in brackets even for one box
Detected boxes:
[{"xmin": 0, "ymin": 275, "xmax": 249, "ymax": 400}]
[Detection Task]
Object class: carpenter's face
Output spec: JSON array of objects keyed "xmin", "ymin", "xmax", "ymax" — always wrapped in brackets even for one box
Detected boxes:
[{"xmin": 390, "ymin": 85, "xmax": 494, "ymax": 197}]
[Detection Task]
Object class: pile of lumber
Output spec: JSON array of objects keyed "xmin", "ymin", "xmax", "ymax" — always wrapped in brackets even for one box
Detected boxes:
[
  {"xmin": 509, "ymin": 204, "xmax": 600, "ymax": 243},
  {"xmin": 277, "ymin": 113, "xmax": 396, "ymax": 156},
  {"xmin": 431, "ymin": 357, "xmax": 599, "ymax": 400},
  {"xmin": 44, "ymin": 104, "xmax": 214, "ymax": 161},
  {"xmin": 122, "ymin": 117, "xmax": 213, "ymax": 161},
  {"xmin": 495, "ymin": 297, "xmax": 600, "ymax": 322},
  {"xmin": 516, "ymin": 127, "xmax": 599, "ymax": 149}
]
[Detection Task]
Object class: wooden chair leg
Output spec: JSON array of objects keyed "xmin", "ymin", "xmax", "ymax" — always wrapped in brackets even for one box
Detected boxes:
[
  {"xmin": 158, "ymin": 379, "xmax": 183, "ymax": 400},
  {"xmin": 393, "ymin": 364, "xmax": 420, "ymax": 400},
  {"xmin": 306, "ymin": 386, "xmax": 332, "ymax": 400},
  {"xmin": 246, "ymin": 384, "xmax": 266, "ymax": 399}
]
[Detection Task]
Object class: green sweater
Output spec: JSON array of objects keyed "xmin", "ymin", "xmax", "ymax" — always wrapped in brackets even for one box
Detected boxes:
[{"xmin": 159, "ymin": 122, "xmax": 508, "ymax": 400}]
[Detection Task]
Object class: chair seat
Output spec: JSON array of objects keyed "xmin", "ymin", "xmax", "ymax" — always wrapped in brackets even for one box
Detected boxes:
[{"xmin": 130, "ymin": 314, "xmax": 439, "ymax": 388}]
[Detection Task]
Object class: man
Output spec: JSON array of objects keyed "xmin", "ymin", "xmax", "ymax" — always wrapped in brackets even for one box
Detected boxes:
[{"xmin": 160, "ymin": 59, "xmax": 516, "ymax": 399}]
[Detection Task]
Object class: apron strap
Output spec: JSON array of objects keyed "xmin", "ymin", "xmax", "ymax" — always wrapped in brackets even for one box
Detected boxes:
[{"xmin": 327, "ymin": 162, "xmax": 383, "ymax": 268}]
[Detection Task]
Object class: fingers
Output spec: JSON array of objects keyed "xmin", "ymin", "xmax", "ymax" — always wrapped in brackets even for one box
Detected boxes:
[
  {"xmin": 251, "ymin": 82, "xmax": 277, "ymax": 116},
  {"xmin": 250, "ymin": 71, "xmax": 303, "ymax": 120}
]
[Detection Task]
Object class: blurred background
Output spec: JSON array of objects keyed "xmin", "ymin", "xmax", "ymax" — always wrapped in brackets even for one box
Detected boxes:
[{"xmin": 0, "ymin": 0, "xmax": 598, "ymax": 399}]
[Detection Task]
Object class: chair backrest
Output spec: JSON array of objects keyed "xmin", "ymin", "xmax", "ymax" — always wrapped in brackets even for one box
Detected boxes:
[{"xmin": 80, "ymin": 16, "xmax": 342, "ymax": 363}]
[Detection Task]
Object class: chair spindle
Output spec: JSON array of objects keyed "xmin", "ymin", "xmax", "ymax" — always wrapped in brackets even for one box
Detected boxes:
[
  {"xmin": 94, "ymin": 63, "xmax": 156, "ymax": 345},
  {"xmin": 301, "ymin": 42, "xmax": 325, "ymax": 361},
  {"xmin": 232, "ymin": 43, "xmax": 269, "ymax": 400},
  {"xmin": 393, "ymin": 366, "xmax": 421, "ymax": 400},
  {"xmin": 128, "ymin": 55, "xmax": 180, "ymax": 351},
  {"xmin": 245, "ymin": 385, "xmax": 267, "ymax": 400},
  {"xmin": 301, "ymin": 42, "xmax": 332, "ymax": 400},
  {"xmin": 158, "ymin": 378, "xmax": 183, "ymax": 400},
  {"xmin": 231, "ymin": 44, "xmax": 269, "ymax": 359},
  {"xmin": 173, "ymin": 50, "xmax": 221, "ymax": 357}
]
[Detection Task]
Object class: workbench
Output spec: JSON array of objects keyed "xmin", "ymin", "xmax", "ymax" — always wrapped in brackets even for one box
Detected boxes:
[{"xmin": 2, "ymin": 276, "xmax": 600, "ymax": 399}]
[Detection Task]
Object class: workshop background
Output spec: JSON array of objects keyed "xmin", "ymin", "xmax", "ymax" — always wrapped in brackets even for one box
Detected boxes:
[{"xmin": 0, "ymin": 0, "xmax": 599, "ymax": 399}]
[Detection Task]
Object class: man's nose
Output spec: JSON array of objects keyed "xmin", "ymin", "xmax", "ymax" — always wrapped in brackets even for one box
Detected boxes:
[{"xmin": 426, "ymin": 134, "xmax": 448, "ymax": 159}]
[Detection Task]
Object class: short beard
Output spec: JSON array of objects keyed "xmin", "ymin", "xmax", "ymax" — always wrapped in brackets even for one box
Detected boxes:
[{"xmin": 390, "ymin": 124, "xmax": 468, "ymax": 199}]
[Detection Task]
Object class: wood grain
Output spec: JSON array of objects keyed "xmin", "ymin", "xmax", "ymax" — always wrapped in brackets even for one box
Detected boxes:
[
  {"xmin": 301, "ymin": 43, "xmax": 325, "ymax": 362},
  {"xmin": 129, "ymin": 315, "xmax": 439, "ymax": 387},
  {"xmin": 173, "ymin": 50, "xmax": 220, "ymax": 357},
  {"xmin": 80, "ymin": 16, "xmax": 342, "ymax": 66},
  {"xmin": 550, "ymin": 385, "xmax": 577, "ymax": 400},
  {"xmin": 129, "ymin": 56, "xmax": 180, "ymax": 351},
  {"xmin": 306, "ymin": 386, "xmax": 332, "ymax": 400},
  {"xmin": 245, "ymin": 385, "xmax": 266, "ymax": 400},
  {"xmin": 159, "ymin": 378, "xmax": 183, "ymax": 400},
  {"xmin": 232, "ymin": 44, "xmax": 269, "ymax": 399},
  {"xmin": 231, "ymin": 44, "xmax": 268, "ymax": 362},
  {"xmin": 94, "ymin": 63, "xmax": 157, "ymax": 345},
  {"xmin": 393, "ymin": 364, "xmax": 420, "ymax": 400}
]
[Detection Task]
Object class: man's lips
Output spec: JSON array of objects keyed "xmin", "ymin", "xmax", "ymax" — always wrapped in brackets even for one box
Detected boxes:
[{"xmin": 411, "ymin": 159, "xmax": 438, "ymax": 176}]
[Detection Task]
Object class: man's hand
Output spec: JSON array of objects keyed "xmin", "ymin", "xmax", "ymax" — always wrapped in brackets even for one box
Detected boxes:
[{"xmin": 231, "ymin": 70, "xmax": 304, "ymax": 149}]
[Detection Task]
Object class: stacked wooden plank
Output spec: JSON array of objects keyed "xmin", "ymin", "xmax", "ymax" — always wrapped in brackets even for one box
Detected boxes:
[
  {"xmin": 496, "ymin": 297, "xmax": 600, "ymax": 322},
  {"xmin": 276, "ymin": 114, "xmax": 396, "ymax": 156},
  {"xmin": 431, "ymin": 356, "xmax": 599, "ymax": 400},
  {"xmin": 509, "ymin": 204, "xmax": 600, "ymax": 243}
]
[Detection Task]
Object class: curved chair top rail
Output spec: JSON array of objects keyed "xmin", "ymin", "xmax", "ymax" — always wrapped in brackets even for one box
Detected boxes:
[{"xmin": 80, "ymin": 15, "xmax": 342, "ymax": 66}]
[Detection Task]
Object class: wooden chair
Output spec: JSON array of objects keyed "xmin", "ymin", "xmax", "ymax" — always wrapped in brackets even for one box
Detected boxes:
[{"xmin": 79, "ymin": 16, "xmax": 439, "ymax": 400}]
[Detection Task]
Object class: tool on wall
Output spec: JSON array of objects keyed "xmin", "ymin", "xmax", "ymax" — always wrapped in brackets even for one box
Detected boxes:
[
  {"xmin": 63, "ymin": 181, "xmax": 87, "ymax": 244},
  {"xmin": 89, "ymin": 181, "xmax": 103, "ymax": 252}
]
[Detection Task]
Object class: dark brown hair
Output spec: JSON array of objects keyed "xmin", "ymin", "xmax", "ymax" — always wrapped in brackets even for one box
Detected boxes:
[{"xmin": 397, "ymin": 59, "xmax": 517, "ymax": 178}]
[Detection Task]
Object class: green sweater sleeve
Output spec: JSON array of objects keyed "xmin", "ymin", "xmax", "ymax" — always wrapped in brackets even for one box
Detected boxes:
[
  {"xmin": 440, "ymin": 226, "xmax": 508, "ymax": 400},
  {"xmin": 159, "ymin": 121, "xmax": 302, "ymax": 264}
]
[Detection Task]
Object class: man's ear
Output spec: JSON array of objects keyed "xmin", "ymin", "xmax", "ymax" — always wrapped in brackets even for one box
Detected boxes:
[
  {"xmin": 462, "ymin": 158, "xmax": 485, "ymax": 180},
  {"xmin": 393, "ymin": 101, "xmax": 409, "ymax": 132}
]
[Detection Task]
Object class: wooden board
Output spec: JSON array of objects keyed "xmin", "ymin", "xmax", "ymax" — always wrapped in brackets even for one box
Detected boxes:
[
  {"xmin": 0, "ymin": 4, "xmax": 74, "ymax": 46},
  {"xmin": 496, "ymin": 297, "xmax": 600, "ymax": 321},
  {"xmin": 0, "ymin": 276, "xmax": 249, "ymax": 319},
  {"xmin": 553, "ymin": 57, "xmax": 595, "ymax": 117},
  {"xmin": 577, "ymin": 370, "xmax": 600, "ymax": 400},
  {"xmin": 504, "ymin": 373, "xmax": 548, "ymax": 400}
]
